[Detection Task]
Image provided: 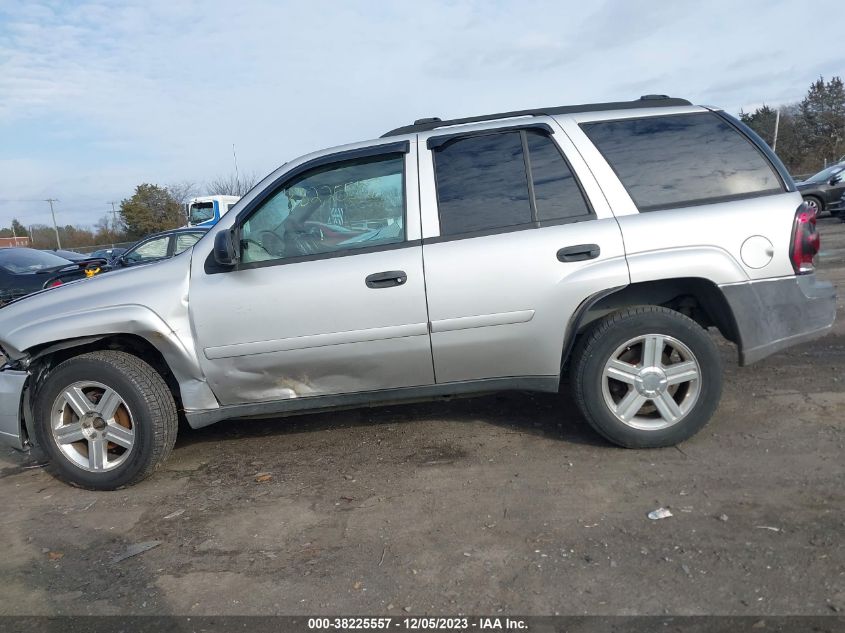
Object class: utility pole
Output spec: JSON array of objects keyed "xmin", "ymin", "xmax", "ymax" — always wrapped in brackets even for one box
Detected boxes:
[
  {"xmin": 232, "ymin": 143, "xmax": 240, "ymax": 194},
  {"xmin": 107, "ymin": 201, "xmax": 119, "ymax": 232},
  {"xmin": 772, "ymin": 108, "xmax": 780, "ymax": 152},
  {"xmin": 44, "ymin": 198, "xmax": 61, "ymax": 249}
]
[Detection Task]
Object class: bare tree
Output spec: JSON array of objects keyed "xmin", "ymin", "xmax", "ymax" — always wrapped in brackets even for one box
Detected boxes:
[
  {"xmin": 167, "ymin": 181, "xmax": 199, "ymax": 205},
  {"xmin": 206, "ymin": 171, "xmax": 261, "ymax": 197}
]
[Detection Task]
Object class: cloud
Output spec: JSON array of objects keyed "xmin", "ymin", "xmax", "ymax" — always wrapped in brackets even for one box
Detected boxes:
[{"xmin": 0, "ymin": 0, "xmax": 841, "ymax": 227}]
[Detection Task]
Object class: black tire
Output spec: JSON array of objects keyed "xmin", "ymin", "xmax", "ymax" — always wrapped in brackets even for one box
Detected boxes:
[
  {"xmin": 571, "ymin": 306, "xmax": 722, "ymax": 448},
  {"xmin": 33, "ymin": 350, "xmax": 178, "ymax": 489},
  {"xmin": 803, "ymin": 195, "xmax": 824, "ymax": 215}
]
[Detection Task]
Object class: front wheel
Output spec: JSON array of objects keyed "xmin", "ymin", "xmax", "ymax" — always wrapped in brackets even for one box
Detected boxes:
[
  {"xmin": 571, "ymin": 306, "xmax": 723, "ymax": 448},
  {"xmin": 33, "ymin": 350, "xmax": 178, "ymax": 489}
]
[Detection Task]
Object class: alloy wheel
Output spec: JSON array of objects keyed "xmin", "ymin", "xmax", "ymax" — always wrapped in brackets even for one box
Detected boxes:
[
  {"xmin": 600, "ymin": 334, "xmax": 701, "ymax": 431},
  {"xmin": 51, "ymin": 381, "xmax": 135, "ymax": 472}
]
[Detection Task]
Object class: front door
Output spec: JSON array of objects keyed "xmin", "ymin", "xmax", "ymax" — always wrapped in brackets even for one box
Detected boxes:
[{"xmin": 189, "ymin": 143, "xmax": 434, "ymax": 405}]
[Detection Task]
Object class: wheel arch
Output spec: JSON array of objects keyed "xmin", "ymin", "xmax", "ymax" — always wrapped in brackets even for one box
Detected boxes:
[
  {"xmin": 20, "ymin": 331, "xmax": 218, "ymax": 449},
  {"xmin": 561, "ymin": 277, "xmax": 740, "ymax": 369}
]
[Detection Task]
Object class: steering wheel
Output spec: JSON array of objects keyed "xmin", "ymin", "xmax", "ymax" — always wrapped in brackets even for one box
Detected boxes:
[
  {"xmin": 242, "ymin": 236, "xmax": 275, "ymax": 259},
  {"xmin": 255, "ymin": 231, "xmax": 285, "ymax": 257}
]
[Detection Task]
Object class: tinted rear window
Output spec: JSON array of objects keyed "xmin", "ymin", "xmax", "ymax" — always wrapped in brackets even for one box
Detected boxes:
[
  {"xmin": 433, "ymin": 129, "xmax": 593, "ymax": 236},
  {"xmin": 582, "ymin": 112, "xmax": 783, "ymax": 211},
  {"xmin": 434, "ymin": 131, "xmax": 531, "ymax": 236}
]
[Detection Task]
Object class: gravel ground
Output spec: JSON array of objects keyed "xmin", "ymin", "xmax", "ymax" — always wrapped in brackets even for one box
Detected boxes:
[{"xmin": 0, "ymin": 219, "xmax": 843, "ymax": 617}]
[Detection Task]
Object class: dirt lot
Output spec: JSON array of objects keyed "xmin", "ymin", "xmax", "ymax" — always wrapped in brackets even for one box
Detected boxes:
[{"xmin": 1, "ymin": 220, "xmax": 843, "ymax": 618}]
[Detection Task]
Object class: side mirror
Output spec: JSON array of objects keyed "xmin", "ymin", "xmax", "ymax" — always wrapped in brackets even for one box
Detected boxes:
[
  {"xmin": 213, "ymin": 229, "xmax": 239, "ymax": 266},
  {"xmin": 829, "ymin": 176, "xmax": 841, "ymax": 186}
]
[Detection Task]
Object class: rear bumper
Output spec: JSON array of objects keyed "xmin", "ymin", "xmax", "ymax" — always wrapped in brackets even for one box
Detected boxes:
[
  {"xmin": 0, "ymin": 369, "xmax": 28, "ymax": 450},
  {"xmin": 720, "ymin": 274, "xmax": 837, "ymax": 365}
]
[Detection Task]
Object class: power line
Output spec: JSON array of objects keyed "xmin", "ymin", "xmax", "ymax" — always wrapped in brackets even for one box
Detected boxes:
[{"xmin": 44, "ymin": 198, "xmax": 62, "ymax": 249}]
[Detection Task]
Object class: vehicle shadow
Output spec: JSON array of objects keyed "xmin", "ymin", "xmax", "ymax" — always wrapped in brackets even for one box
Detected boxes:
[{"xmin": 176, "ymin": 383, "xmax": 610, "ymax": 450}]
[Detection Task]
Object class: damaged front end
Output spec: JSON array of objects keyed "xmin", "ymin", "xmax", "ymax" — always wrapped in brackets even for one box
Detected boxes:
[{"xmin": 0, "ymin": 353, "xmax": 30, "ymax": 450}]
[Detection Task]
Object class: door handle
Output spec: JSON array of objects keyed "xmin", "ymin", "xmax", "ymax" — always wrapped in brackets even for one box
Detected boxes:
[
  {"xmin": 557, "ymin": 244, "xmax": 600, "ymax": 262},
  {"xmin": 365, "ymin": 270, "xmax": 407, "ymax": 289}
]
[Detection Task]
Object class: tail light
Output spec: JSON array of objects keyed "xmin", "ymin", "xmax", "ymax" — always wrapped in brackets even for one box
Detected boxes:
[
  {"xmin": 47, "ymin": 280, "xmax": 63, "ymax": 288},
  {"xmin": 790, "ymin": 202, "xmax": 820, "ymax": 274}
]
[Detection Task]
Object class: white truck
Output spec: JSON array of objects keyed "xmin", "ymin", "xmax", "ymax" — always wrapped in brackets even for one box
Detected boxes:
[{"xmin": 186, "ymin": 195, "xmax": 240, "ymax": 228}]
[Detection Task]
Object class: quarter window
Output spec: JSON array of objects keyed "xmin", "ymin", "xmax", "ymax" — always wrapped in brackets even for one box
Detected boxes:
[
  {"xmin": 581, "ymin": 112, "xmax": 783, "ymax": 211},
  {"xmin": 433, "ymin": 129, "xmax": 592, "ymax": 237},
  {"xmin": 241, "ymin": 154, "xmax": 405, "ymax": 264}
]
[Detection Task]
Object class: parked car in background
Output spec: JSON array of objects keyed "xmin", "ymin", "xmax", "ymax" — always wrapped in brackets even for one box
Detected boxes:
[
  {"xmin": 47, "ymin": 249, "xmax": 87, "ymax": 261},
  {"xmin": 795, "ymin": 162, "xmax": 845, "ymax": 214},
  {"xmin": 0, "ymin": 249, "xmax": 103, "ymax": 305},
  {"xmin": 112, "ymin": 227, "xmax": 208, "ymax": 268},
  {"xmin": 89, "ymin": 247, "xmax": 127, "ymax": 261}
]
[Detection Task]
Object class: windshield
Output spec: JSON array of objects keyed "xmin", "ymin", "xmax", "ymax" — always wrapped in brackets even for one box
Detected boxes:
[
  {"xmin": 0, "ymin": 249, "xmax": 72, "ymax": 273},
  {"xmin": 189, "ymin": 202, "xmax": 215, "ymax": 224},
  {"xmin": 806, "ymin": 164, "xmax": 845, "ymax": 183}
]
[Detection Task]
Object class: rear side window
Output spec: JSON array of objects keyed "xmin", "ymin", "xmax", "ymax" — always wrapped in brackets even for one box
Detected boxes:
[
  {"xmin": 582, "ymin": 112, "xmax": 783, "ymax": 212},
  {"xmin": 434, "ymin": 131, "xmax": 531, "ymax": 236},
  {"xmin": 433, "ymin": 129, "xmax": 591, "ymax": 237}
]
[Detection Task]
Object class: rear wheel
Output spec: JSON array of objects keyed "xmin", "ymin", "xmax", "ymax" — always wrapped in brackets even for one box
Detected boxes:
[
  {"xmin": 33, "ymin": 351, "xmax": 177, "ymax": 489},
  {"xmin": 571, "ymin": 306, "xmax": 722, "ymax": 448}
]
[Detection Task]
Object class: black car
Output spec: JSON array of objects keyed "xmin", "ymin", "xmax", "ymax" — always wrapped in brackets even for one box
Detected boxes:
[
  {"xmin": 796, "ymin": 163, "xmax": 845, "ymax": 215},
  {"xmin": 89, "ymin": 247, "xmax": 127, "ymax": 261},
  {"xmin": 0, "ymin": 249, "xmax": 104, "ymax": 305},
  {"xmin": 112, "ymin": 227, "xmax": 208, "ymax": 268},
  {"xmin": 47, "ymin": 249, "xmax": 88, "ymax": 261}
]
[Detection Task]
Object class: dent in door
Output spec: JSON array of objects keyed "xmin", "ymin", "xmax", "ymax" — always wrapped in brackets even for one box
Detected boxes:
[{"xmin": 204, "ymin": 335, "xmax": 434, "ymax": 404}]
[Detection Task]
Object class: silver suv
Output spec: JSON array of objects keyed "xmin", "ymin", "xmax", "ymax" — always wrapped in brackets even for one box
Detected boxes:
[{"xmin": 0, "ymin": 96, "xmax": 836, "ymax": 489}]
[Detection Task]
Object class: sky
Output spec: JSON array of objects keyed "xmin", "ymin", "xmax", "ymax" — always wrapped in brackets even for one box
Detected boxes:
[{"xmin": 0, "ymin": 0, "xmax": 843, "ymax": 229}]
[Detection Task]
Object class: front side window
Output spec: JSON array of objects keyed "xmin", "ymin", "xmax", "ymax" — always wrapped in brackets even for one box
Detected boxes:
[
  {"xmin": 581, "ymin": 112, "xmax": 783, "ymax": 211},
  {"xmin": 241, "ymin": 154, "xmax": 405, "ymax": 264},
  {"xmin": 125, "ymin": 236, "xmax": 169, "ymax": 263}
]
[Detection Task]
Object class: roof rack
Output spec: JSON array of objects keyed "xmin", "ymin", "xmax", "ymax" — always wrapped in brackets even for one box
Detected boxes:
[{"xmin": 381, "ymin": 95, "xmax": 692, "ymax": 138}]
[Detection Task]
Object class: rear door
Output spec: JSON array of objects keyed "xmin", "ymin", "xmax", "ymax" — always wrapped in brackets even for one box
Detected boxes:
[{"xmin": 418, "ymin": 120, "xmax": 629, "ymax": 384}]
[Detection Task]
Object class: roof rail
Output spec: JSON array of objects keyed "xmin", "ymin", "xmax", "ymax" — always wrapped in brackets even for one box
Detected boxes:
[{"xmin": 381, "ymin": 95, "xmax": 692, "ymax": 137}]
